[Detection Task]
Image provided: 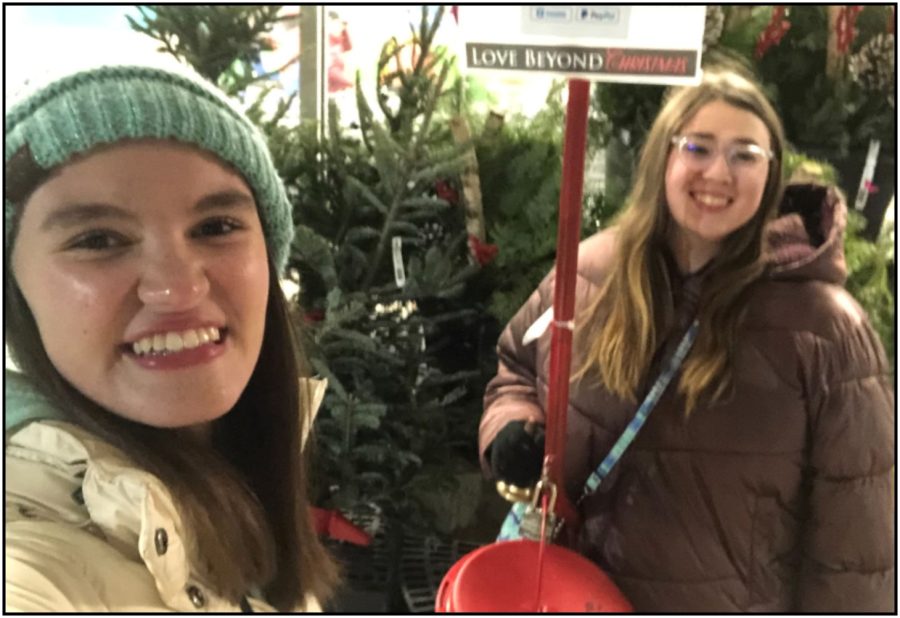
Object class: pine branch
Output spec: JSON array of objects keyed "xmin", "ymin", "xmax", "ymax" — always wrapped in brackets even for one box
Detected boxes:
[
  {"xmin": 346, "ymin": 177, "xmax": 389, "ymax": 215},
  {"xmin": 411, "ymin": 59, "xmax": 450, "ymax": 156},
  {"xmin": 416, "ymin": 6, "xmax": 444, "ymax": 75},
  {"xmin": 355, "ymin": 72, "xmax": 376, "ymax": 154},
  {"xmin": 377, "ymin": 38, "xmax": 404, "ymax": 130},
  {"xmin": 231, "ymin": 53, "xmax": 301, "ymax": 94},
  {"xmin": 361, "ymin": 169, "xmax": 413, "ymax": 291}
]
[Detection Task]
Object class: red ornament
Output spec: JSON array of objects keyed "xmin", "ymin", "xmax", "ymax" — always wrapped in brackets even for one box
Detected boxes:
[
  {"xmin": 755, "ymin": 6, "xmax": 792, "ymax": 59},
  {"xmin": 304, "ymin": 309, "xmax": 325, "ymax": 324},
  {"xmin": 450, "ymin": 5, "xmax": 459, "ymax": 24},
  {"xmin": 864, "ymin": 180, "xmax": 879, "ymax": 194},
  {"xmin": 835, "ymin": 6, "xmax": 864, "ymax": 54},
  {"xmin": 434, "ymin": 179, "xmax": 459, "ymax": 205},
  {"xmin": 468, "ymin": 234, "xmax": 498, "ymax": 267},
  {"xmin": 327, "ymin": 19, "xmax": 354, "ymax": 93},
  {"xmin": 310, "ymin": 507, "xmax": 372, "ymax": 546}
]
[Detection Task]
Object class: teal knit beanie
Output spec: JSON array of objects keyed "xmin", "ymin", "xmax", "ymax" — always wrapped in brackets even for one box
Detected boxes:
[{"xmin": 4, "ymin": 64, "xmax": 294, "ymax": 270}]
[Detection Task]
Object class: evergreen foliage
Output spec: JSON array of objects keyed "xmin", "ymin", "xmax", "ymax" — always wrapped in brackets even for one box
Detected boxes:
[
  {"xmin": 128, "ymin": 5, "xmax": 289, "ymax": 97},
  {"xmin": 473, "ymin": 83, "xmax": 612, "ymax": 324},
  {"xmin": 845, "ymin": 211, "xmax": 895, "ymax": 367},
  {"xmin": 289, "ymin": 7, "xmax": 498, "ymax": 529},
  {"xmin": 475, "ymin": 87, "xmax": 565, "ymax": 323}
]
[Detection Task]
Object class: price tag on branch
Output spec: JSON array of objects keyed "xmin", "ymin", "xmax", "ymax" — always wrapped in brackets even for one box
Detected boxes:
[
  {"xmin": 854, "ymin": 139, "xmax": 881, "ymax": 212},
  {"xmin": 392, "ymin": 236, "xmax": 406, "ymax": 288}
]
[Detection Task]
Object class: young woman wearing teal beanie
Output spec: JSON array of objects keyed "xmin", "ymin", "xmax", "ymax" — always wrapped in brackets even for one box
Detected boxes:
[{"xmin": 5, "ymin": 64, "xmax": 337, "ymax": 611}]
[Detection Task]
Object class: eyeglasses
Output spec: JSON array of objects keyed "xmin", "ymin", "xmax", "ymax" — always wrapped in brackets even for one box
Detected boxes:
[{"xmin": 670, "ymin": 134, "xmax": 773, "ymax": 175}]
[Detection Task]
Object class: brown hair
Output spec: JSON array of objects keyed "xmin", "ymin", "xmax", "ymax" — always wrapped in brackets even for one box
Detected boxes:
[
  {"xmin": 575, "ymin": 67, "xmax": 785, "ymax": 413},
  {"xmin": 4, "ymin": 147, "xmax": 338, "ymax": 609}
]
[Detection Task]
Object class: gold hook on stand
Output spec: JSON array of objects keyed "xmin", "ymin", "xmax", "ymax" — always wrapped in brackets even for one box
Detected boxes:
[
  {"xmin": 495, "ymin": 454, "xmax": 555, "ymax": 504},
  {"xmin": 496, "ymin": 479, "xmax": 534, "ymax": 503}
]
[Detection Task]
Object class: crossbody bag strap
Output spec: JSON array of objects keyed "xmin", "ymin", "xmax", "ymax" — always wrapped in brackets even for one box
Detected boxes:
[{"xmin": 578, "ymin": 319, "xmax": 700, "ymax": 503}]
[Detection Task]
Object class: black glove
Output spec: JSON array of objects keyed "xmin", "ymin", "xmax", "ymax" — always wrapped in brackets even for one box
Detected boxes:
[{"xmin": 489, "ymin": 420, "xmax": 545, "ymax": 487}]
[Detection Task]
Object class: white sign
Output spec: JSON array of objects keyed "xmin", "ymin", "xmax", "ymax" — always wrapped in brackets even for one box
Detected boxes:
[
  {"xmin": 458, "ymin": 5, "xmax": 705, "ymax": 85},
  {"xmin": 522, "ymin": 6, "xmax": 631, "ymax": 38}
]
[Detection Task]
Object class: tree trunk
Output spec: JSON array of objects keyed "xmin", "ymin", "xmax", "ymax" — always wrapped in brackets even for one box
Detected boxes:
[{"xmin": 449, "ymin": 115, "xmax": 486, "ymax": 241}]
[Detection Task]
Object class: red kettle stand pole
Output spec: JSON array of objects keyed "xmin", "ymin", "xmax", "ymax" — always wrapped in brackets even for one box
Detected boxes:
[{"xmin": 545, "ymin": 78, "xmax": 590, "ymax": 528}]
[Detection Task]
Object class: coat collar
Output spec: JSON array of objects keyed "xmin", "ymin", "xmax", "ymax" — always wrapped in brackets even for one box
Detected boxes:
[{"xmin": 5, "ymin": 420, "xmax": 267, "ymax": 611}]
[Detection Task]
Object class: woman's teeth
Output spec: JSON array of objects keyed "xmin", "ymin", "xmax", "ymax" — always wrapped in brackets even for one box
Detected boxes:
[
  {"xmin": 693, "ymin": 193, "xmax": 730, "ymax": 208},
  {"xmin": 131, "ymin": 327, "xmax": 221, "ymax": 356}
]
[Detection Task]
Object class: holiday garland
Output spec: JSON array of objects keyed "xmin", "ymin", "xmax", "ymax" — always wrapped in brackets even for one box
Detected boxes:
[
  {"xmin": 835, "ymin": 5, "xmax": 864, "ymax": 54},
  {"xmin": 755, "ymin": 6, "xmax": 791, "ymax": 58}
]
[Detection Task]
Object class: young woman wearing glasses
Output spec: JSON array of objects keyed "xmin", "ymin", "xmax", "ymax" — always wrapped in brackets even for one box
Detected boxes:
[{"xmin": 479, "ymin": 67, "xmax": 893, "ymax": 612}]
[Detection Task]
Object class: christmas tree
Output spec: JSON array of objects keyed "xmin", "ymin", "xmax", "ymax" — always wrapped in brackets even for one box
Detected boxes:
[{"xmin": 288, "ymin": 7, "xmax": 499, "ymax": 530}]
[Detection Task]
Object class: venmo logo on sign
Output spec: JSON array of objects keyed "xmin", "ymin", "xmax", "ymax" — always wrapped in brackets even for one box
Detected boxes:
[{"xmin": 531, "ymin": 6, "xmax": 571, "ymax": 22}]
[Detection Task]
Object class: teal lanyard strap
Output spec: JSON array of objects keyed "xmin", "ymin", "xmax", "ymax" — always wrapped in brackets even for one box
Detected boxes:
[{"xmin": 579, "ymin": 319, "xmax": 699, "ymax": 502}]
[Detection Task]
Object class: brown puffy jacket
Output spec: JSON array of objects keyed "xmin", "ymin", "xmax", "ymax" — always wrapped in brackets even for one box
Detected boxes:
[{"xmin": 479, "ymin": 184, "xmax": 894, "ymax": 612}]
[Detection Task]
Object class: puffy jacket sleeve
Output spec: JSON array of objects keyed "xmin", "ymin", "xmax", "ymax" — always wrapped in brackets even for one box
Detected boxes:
[
  {"xmin": 795, "ymin": 297, "xmax": 895, "ymax": 612},
  {"xmin": 478, "ymin": 273, "xmax": 553, "ymax": 476}
]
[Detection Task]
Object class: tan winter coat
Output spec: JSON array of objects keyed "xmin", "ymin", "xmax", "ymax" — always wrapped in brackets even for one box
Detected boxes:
[
  {"xmin": 479, "ymin": 184, "xmax": 895, "ymax": 612},
  {"xmin": 5, "ymin": 375, "xmax": 327, "ymax": 613}
]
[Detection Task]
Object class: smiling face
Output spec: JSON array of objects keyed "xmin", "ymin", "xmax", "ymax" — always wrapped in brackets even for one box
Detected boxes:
[
  {"xmin": 664, "ymin": 99, "xmax": 773, "ymax": 269},
  {"xmin": 11, "ymin": 140, "xmax": 270, "ymax": 428}
]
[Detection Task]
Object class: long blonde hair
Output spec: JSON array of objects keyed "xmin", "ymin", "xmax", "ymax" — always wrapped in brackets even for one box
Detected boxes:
[{"xmin": 575, "ymin": 68, "xmax": 785, "ymax": 414}]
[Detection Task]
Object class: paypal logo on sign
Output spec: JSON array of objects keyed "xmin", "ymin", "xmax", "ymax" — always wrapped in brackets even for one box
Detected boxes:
[{"xmin": 576, "ymin": 7, "xmax": 621, "ymax": 24}]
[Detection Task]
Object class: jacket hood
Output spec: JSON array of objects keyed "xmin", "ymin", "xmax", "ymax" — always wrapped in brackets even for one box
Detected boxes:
[{"xmin": 765, "ymin": 183, "xmax": 848, "ymax": 285}]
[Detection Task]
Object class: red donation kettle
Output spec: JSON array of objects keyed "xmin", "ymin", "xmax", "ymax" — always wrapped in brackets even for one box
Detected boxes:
[{"xmin": 435, "ymin": 539, "xmax": 633, "ymax": 613}]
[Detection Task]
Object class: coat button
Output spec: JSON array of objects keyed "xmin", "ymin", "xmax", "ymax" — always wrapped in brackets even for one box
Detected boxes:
[
  {"xmin": 187, "ymin": 585, "xmax": 205, "ymax": 608},
  {"xmin": 154, "ymin": 528, "xmax": 168, "ymax": 555}
]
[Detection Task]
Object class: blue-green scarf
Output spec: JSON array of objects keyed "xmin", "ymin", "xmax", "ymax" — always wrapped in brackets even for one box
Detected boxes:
[{"xmin": 5, "ymin": 369, "xmax": 65, "ymax": 433}]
